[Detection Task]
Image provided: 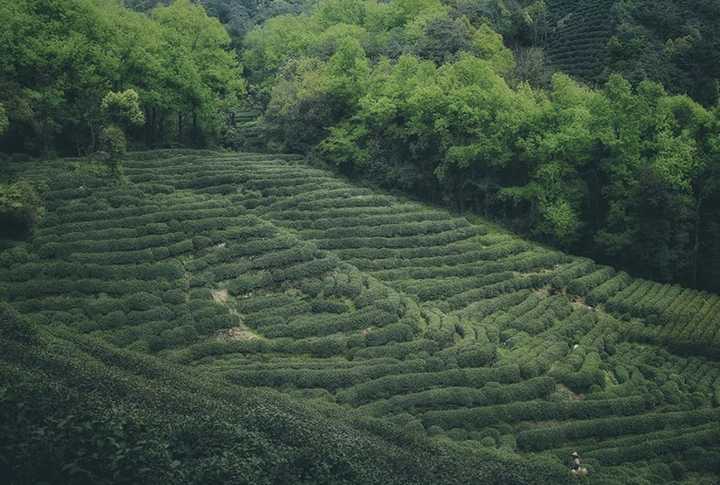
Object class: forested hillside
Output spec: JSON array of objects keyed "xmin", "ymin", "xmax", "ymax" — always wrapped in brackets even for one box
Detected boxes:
[
  {"xmin": 1, "ymin": 1, "xmax": 719, "ymax": 484},
  {"xmin": 230, "ymin": 0, "xmax": 720, "ymax": 292}
]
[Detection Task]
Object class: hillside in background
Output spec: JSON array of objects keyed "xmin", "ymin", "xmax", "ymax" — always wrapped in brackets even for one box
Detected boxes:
[
  {"xmin": 544, "ymin": 0, "xmax": 720, "ymax": 106},
  {"xmin": 2, "ymin": 150, "xmax": 719, "ymax": 484}
]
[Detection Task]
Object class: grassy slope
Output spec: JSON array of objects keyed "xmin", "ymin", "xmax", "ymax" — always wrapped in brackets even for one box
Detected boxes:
[{"xmin": 1, "ymin": 149, "xmax": 719, "ymax": 484}]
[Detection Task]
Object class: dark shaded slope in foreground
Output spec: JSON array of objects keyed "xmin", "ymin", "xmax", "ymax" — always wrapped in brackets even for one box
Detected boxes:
[{"xmin": 0, "ymin": 304, "xmax": 570, "ymax": 485}]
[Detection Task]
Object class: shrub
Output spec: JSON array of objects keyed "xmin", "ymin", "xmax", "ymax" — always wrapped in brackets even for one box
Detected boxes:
[
  {"xmin": 263, "ymin": 308, "xmax": 398, "ymax": 339},
  {"xmin": 366, "ymin": 322, "xmax": 416, "ymax": 347},
  {"xmin": 362, "ymin": 377, "xmax": 555, "ymax": 416},
  {"xmin": 100, "ymin": 124, "xmax": 127, "ymax": 159},
  {"xmin": 516, "ymin": 408, "xmax": 720, "ymax": 452},
  {"xmin": 124, "ymin": 292, "xmax": 163, "ymax": 311},
  {"xmin": 0, "ymin": 181, "xmax": 44, "ymax": 239},
  {"xmin": 421, "ymin": 395, "xmax": 650, "ymax": 430},
  {"xmin": 85, "ymin": 296, "xmax": 124, "ymax": 318},
  {"xmin": 101, "ymin": 310, "xmax": 127, "ymax": 329},
  {"xmin": 446, "ymin": 344, "xmax": 497, "ymax": 368},
  {"xmin": 352, "ymin": 339, "xmax": 438, "ymax": 360},
  {"xmin": 162, "ymin": 289, "xmax": 186, "ymax": 305},
  {"xmin": 337, "ymin": 366, "xmax": 522, "ymax": 405},
  {"xmin": 311, "ymin": 298, "xmax": 349, "ymax": 314},
  {"xmin": 567, "ymin": 267, "xmax": 615, "ymax": 296},
  {"xmin": 0, "ymin": 303, "xmax": 38, "ymax": 344},
  {"xmin": 0, "ymin": 245, "xmax": 32, "ymax": 268},
  {"xmin": 227, "ymin": 359, "xmax": 427, "ymax": 391}
]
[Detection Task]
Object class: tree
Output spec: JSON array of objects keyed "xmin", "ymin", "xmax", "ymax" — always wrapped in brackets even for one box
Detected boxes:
[
  {"xmin": 99, "ymin": 89, "xmax": 145, "ymax": 158},
  {"xmin": 0, "ymin": 0, "xmax": 244, "ymax": 156},
  {"xmin": 101, "ymin": 90, "xmax": 145, "ymax": 129},
  {"xmin": 0, "ymin": 180, "xmax": 43, "ymax": 239},
  {"xmin": 0, "ymin": 103, "xmax": 7, "ymax": 136},
  {"xmin": 152, "ymin": 0, "xmax": 245, "ymax": 146},
  {"xmin": 414, "ymin": 15, "xmax": 473, "ymax": 64}
]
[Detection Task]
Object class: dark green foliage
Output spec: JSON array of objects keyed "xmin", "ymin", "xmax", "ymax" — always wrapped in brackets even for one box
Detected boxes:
[
  {"xmin": 237, "ymin": 0, "xmax": 720, "ymax": 293},
  {"xmin": 436, "ymin": 343, "xmax": 497, "ymax": 368},
  {"xmin": 337, "ymin": 366, "xmax": 522, "ymax": 405},
  {"xmin": 606, "ymin": 0, "xmax": 720, "ymax": 106},
  {"xmin": 362, "ymin": 377, "xmax": 556, "ymax": 417},
  {"xmin": 124, "ymin": 292, "xmax": 163, "ymax": 311},
  {"xmin": 550, "ymin": 351, "xmax": 605, "ymax": 392},
  {"xmin": 421, "ymin": 395, "xmax": 652, "ymax": 430},
  {"xmin": 100, "ymin": 125, "xmax": 127, "ymax": 159},
  {"xmin": 227, "ymin": 359, "xmax": 429, "ymax": 391},
  {"xmin": 0, "ymin": 303, "xmax": 37, "ymax": 344},
  {"xmin": 0, "ymin": 331, "xmax": 574, "ymax": 485},
  {"xmin": 0, "ymin": 181, "xmax": 43, "ymax": 239},
  {"xmin": 516, "ymin": 407, "xmax": 720, "ymax": 452}
]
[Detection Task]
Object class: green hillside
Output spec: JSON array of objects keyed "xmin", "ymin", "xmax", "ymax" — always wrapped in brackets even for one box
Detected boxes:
[
  {"xmin": 2, "ymin": 150, "xmax": 719, "ymax": 484},
  {"xmin": 542, "ymin": 0, "xmax": 719, "ymax": 105},
  {"xmin": 544, "ymin": 0, "xmax": 615, "ymax": 81}
]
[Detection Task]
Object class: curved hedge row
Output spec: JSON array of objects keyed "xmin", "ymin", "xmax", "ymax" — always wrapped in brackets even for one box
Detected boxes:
[
  {"xmin": 567, "ymin": 267, "xmax": 615, "ymax": 296},
  {"xmin": 0, "ymin": 261, "xmax": 184, "ymax": 283},
  {"xmin": 336, "ymin": 366, "xmax": 522, "ymax": 405},
  {"xmin": 516, "ymin": 408, "xmax": 720, "ymax": 451},
  {"xmin": 262, "ymin": 308, "xmax": 398, "ymax": 339},
  {"xmin": 421, "ymin": 395, "xmax": 651, "ymax": 430},
  {"xmin": 1, "ymin": 278, "xmax": 181, "ymax": 301},
  {"xmin": 360, "ymin": 376, "xmax": 556, "ymax": 416},
  {"xmin": 316, "ymin": 226, "xmax": 481, "ymax": 251},
  {"xmin": 226, "ymin": 359, "xmax": 430, "ymax": 391},
  {"xmin": 585, "ymin": 428, "xmax": 720, "ymax": 465},
  {"xmin": 285, "ymin": 211, "xmax": 450, "ymax": 231}
]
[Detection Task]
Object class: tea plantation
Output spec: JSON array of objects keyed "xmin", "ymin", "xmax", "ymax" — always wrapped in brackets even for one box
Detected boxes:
[
  {"xmin": 545, "ymin": 0, "xmax": 615, "ymax": 82},
  {"xmin": 2, "ymin": 150, "xmax": 719, "ymax": 484}
]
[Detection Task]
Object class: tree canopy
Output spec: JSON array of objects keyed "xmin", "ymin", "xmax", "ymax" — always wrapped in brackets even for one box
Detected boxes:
[{"xmin": 0, "ymin": 0, "xmax": 244, "ymax": 156}]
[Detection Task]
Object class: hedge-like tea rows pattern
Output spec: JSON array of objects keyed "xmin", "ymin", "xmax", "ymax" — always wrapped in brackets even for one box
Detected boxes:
[
  {"xmin": 545, "ymin": 0, "xmax": 615, "ymax": 82},
  {"xmin": 2, "ymin": 150, "xmax": 719, "ymax": 484}
]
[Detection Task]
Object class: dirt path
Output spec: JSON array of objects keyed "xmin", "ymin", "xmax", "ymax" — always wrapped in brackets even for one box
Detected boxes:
[{"xmin": 211, "ymin": 288, "xmax": 261, "ymax": 341}]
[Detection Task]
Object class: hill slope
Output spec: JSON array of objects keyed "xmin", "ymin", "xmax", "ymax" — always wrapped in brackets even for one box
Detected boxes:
[
  {"xmin": 2, "ymin": 149, "xmax": 720, "ymax": 484},
  {"xmin": 543, "ymin": 0, "xmax": 720, "ymax": 105}
]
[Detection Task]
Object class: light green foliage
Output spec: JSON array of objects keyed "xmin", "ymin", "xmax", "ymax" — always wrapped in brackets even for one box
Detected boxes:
[
  {"xmin": 0, "ymin": 0, "xmax": 243, "ymax": 155},
  {"xmin": 99, "ymin": 90, "xmax": 143, "ymax": 159},
  {"xmin": 470, "ymin": 23, "xmax": 514, "ymax": 74},
  {"xmin": 101, "ymin": 90, "xmax": 145, "ymax": 129},
  {"xmin": 317, "ymin": 122, "xmax": 369, "ymax": 172},
  {"xmin": 152, "ymin": 0, "xmax": 245, "ymax": 140}
]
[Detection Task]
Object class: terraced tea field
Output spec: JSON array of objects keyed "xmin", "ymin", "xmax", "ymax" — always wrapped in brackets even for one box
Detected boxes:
[
  {"xmin": 2, "ymin": 150, "xmax": 719, "ymax": 483},
  {"xmin": 545, "ymin": 0, "xmax": 615, "ymax": 82}
]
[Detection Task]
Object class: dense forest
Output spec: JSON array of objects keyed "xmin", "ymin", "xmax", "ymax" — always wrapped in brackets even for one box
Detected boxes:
[{"xmin": 1, "ymin": 1, "xmax": 720, "ymax": 484}]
